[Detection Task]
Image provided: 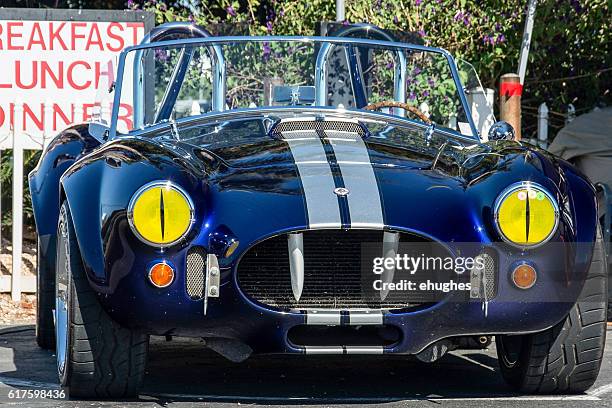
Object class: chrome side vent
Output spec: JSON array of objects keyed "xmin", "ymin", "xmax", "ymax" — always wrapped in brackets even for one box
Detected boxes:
[
  {"xmin": 186, "ymin": 246, "xmax": 207, "ymax": 300},
  {"xmin": 470, "ymin": 252, "xmax": 497, "ymax": 301}
]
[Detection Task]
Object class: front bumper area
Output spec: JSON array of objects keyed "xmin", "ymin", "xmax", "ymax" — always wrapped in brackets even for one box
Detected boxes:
[{"xmin": 97, "ymin": 230, "xmax": 587, "ymax": 356}]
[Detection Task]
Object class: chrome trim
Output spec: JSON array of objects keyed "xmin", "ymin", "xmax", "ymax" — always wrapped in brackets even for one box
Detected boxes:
[
  {"xmin": 147, "ymin": 262, "xmax": 175, "ymax": 288},
  {"xmin": 126, "ymin": 180, "xmax": 196, "ymax": 248},
  {"xmin": 348, "ymin": 310, "xmax": 383, "ymax": 325},
  {"xmin": 345, "ymin": 346, "xmax": 384, "ymax": 354},
  {"xmin": 304, "ymin": 346, "xmax": 344, "ymax": 354},
  {"xmin": 110, "ymin": 35, "xmax": 479, "ymax": 140},
  {"xmin": 492, "ymin": 181, "xmax": 560, "ymax": 249},
  {"xmin": 305, "ymin": 310, "xmax": 341, "ymax": 325},
  {"xmin": 288, "ymin": 233, "xmax": 304, "ymax": 302},
  {"xmin": 127, "ymin": 106, "xmax": 480, "ymax": 145}
]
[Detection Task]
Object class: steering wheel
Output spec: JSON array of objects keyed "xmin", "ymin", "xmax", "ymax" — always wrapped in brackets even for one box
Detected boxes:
[{"xmin": 363, "ymin": 101, "xmax": 432, "ymax": 124}]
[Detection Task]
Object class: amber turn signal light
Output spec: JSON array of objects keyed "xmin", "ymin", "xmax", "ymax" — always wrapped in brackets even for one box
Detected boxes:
[
  {"xmin": 512, "ymin": 264, "xmax": 537, "ymax": 289},
  {"xmin": 148, "ymin": 262, "xmax": 174, "ymax": 288}
]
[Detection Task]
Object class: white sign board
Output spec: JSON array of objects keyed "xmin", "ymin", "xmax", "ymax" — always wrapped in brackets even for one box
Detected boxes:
[{"xmin": 0, "ymin": 18, "xmax": 146, "ymax": 149}]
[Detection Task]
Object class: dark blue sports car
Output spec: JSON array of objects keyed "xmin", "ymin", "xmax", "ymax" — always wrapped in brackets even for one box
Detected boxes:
[{"xmin": 29, "ymin": 23, "xmax": 608, "ymax": 398}]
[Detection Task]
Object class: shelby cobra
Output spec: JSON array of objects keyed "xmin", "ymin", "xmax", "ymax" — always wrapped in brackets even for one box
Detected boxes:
[{"xmin": 30, "ymin": 23, "xmax": 607, "ymax": 398}]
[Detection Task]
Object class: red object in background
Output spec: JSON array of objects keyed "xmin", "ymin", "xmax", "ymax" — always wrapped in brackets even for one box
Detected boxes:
[{"xmin": 501, "ymin": 81, "xmax": 523, "ymax": 97}]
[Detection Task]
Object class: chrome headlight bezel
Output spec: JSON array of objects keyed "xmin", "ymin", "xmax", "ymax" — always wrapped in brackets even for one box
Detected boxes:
[
  {"xmin": 127, "ymin": 180, "xmax": 195, "ymax": 248},
  {"xmin": 493, "ymin": 181, "xmax": 560, "ymax": 249}
]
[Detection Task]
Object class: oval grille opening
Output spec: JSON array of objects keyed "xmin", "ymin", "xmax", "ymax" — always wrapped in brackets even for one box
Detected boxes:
[{"xmin": 237, "ymin": 230, "xmax": 455, "ymax": 311}]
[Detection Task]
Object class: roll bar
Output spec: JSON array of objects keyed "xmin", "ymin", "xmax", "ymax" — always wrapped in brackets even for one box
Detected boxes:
[
  {"xmin": 314, "ymin": 24, "xmax": 407, "ymax": 115},
  {"xmin": 132, "ymin": 22, "xmax": 226, "ymax": 128}
]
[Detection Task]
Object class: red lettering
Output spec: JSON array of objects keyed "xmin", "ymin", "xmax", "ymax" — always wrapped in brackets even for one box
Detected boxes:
[
  {"xmin": 27, "ymin": 22, "xmax": 46, "ymax": 50},
  {"xmin": 95, "ymin": 60, "xmax": 115, "ymax": 89},
  {"xmin": 106, "ymin": 23, "xmax": 125, "ymax": 52},
  {"xmin": 53, "ymin": 103, "xmax": 73, "ymax": 131},
  {"xmin": 70, "ymin": 22, "xmax": 87, "ymax": 51},
  {"xmin": 41, "ymin": 61, "xmax": 64, "ymax": 89},
  {"xmin": 82, "ymin": 103, "xmax": 94, "ymax": 122},
  {"xmin": 23, "ymin": 103, "xmax": 44, "ymax": 131},
  {"xmin": 0, "ymin": 106, "xmax": 4, "ymax": 127},
  {"xmin": 15, "ymin": 61, "xmax": 37, "ymax": 89},
  {"xmin": 117, "ymin": 103, "xmax": 134, "ymax": 130},
  {"xmin": 49, "ymin": 22, "xmax": 67, "ymax": 51},
  {"xmin": 86, "ymin": 23, "xmax": 104, "ymax": 51},
  {"xmin": 67, "ymin": 61, "xmax": 91, "ymax": 90},
  {"xmin": 7, "ymin": 22, "xmax": 24, "ymax": 50},
  {"xmin": 126, "ymin": 22, "xmax": 142, "ymax": 45},
  {"xmin": 0, "ymin": 23, "xmax": 3, "ymax": 49}
]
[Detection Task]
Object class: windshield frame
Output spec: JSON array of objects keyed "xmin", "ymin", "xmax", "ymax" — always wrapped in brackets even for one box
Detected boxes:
[{"xmin": 109, "ymin": 35, "xmax": 479, "ymax": 141}]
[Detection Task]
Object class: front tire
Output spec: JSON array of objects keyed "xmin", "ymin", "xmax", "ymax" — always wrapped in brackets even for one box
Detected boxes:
[
  {"xmin": 56, "ymin": 202, "xmax": 149, "ymax": 398},
  {"xmin": 36, "ymin": 239, "xmax": 56, "ymax": 350},
  {"xmin": 496, "ymin": 227, "xmax": 608, "ymax": 393}
]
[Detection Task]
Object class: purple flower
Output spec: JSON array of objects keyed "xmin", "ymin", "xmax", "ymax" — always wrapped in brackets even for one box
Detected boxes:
[
  {"xmin": 496, "ymin": 34, "xmax": 506, "ymax": 44},
  {"xmin": 427, "ymin": 77, "xmax": 435, "ymax": 87},
  {"xmin": 127, "ymin": 0, "xmax": 135, "ymax": 8},
  {"xmin": 418, "ymin": 29, "xmax": 426, "ymax": 37},
  {"xmin": 454, "ymin": 11, "xmax": 463, "ymax": 22},
  {"xmin": 226, "ymin": 6, "xmax": 236, "ymax": 16},
  {"xmin": 393, "ymin": 15, "xmax": 399, "ymax": 24},
  {"xmin": 386, "ymin": 61, "xmax": 394, "ymax": 69},
  {"xmin": 409, "ymin": 92, "xmax": 417, "ymax": 100},
  {"xmin": 415, "ymin": 0, "xmax": 422, "ymax": 5},
  {"xmin": 413, "ymin": 67, "xmax": 422, "ymax": 75},
  {"xmin": 266, "ymin": 21, "xmax": 273, "ymax": 32},
  {"xmin": 342, "ymin": 19, "xmax": 349, "ymax": 26},
  {"xmin": 154, "ymin": 49, "xmax": 168, "ymax": 62},
  {"xmin": 263, "ymin": 42, "xmax": 271, "ymax": 59},
  {"xmin": 423, "ymin": 90, "xmax": 430, "ymax": 97}
]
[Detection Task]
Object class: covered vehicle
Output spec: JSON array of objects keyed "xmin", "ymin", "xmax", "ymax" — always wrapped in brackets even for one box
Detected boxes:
[{"xmin": 29, "ymin": 23, "xmax": 607, "ymax": 398}]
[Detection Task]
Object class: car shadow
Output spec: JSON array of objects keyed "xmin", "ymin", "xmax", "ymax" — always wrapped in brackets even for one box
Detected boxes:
[{"xmin": 0, "ymin": 325, "xmax": 523, "ymax": 404}]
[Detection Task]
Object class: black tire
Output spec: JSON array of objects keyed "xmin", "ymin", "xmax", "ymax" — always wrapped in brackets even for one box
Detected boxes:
[
  {"xmin": 56, "ymin": 202, "xmax": 149, "ymax": 398},
  {"xmin": 496, "ymin": 227, "xmax": 608, "ymax": 394},
  {"xmin": 36, "ymin": 239, "xmax": 56, "ymax": 350}
]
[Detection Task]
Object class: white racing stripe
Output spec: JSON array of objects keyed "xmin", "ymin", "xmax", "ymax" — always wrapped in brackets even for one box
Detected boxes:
[
  {"xmin": 326, "ymin": 131, "xmax": 384, "ymax": 228},
  {"xmin": 281, "ymin": 130, "xmax": 342, "ymax": 229}
]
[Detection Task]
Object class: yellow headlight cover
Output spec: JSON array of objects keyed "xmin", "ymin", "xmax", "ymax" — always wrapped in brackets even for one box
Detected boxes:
[
  {"xmin": 129, "ymin": 182, "xmax": 193, "ymax": 246},
  {"xmin": 496, "ymin": 184, "xmax": 558, "ymax": 247}
]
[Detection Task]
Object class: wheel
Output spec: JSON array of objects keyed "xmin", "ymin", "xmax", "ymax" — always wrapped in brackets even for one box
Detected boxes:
[
  {"xmin": 36, "ymin": 239, "xmax": 55, "ymax": 349},
  {"xmin": 496, "ymin": 227, "xmax": 608, "ymax": 393},
  {"xmin": 56, "ymin": 201, "xmax": 149, "ymax": 398}
]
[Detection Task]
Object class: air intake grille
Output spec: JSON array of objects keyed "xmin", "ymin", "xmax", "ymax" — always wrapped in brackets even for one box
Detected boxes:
[
  {"xmin": 237, "ymin": 230, "xmax": 456, "ymax": 311},
  {"xmin": 186, "ymin": 246, "xmax": 206, "ymax": 300},
  {"xmin": 271, "ymin": 120, "xmax": 366, "ymax": 137}
]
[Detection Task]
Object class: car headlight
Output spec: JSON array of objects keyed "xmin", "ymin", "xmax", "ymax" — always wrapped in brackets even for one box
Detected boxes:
[
  {"xmin": 493, "ymin": 182, "xmax": 559, "ymax": 248},
  {"xmin": 127, "ymin": 181, "xmax": 194, "ymax": 247}
]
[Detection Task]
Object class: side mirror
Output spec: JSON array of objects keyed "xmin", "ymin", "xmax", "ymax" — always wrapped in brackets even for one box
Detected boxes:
[{"xmin": 488, "ymin": 121, "xmax": 515, "ymax": 141}]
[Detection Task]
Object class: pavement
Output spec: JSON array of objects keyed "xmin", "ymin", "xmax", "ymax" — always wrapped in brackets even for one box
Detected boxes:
[{"xmin": 0, "ymin": 324, "xmax": 611, "ymax": 407}]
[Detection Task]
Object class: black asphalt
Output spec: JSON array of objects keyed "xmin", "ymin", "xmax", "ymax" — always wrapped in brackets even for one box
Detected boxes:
[{"xmin": 0, "ymin": 324, "xmax": 611, "ymax": 407}]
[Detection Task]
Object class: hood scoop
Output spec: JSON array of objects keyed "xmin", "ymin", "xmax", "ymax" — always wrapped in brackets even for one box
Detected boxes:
[{"xmin": 270, "ymin": 118, "xmax": 367, "ymax": 139}]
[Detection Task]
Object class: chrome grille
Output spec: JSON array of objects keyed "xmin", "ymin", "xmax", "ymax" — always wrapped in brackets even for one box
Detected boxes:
[
  {"xmin": 186, "ymin": 246, "xmax": 206, "ymax": 300},
  {"xmin": 237, "ymin": 230, "xmax": 454, "ymax": 311},
  {"xmin": 272, "ymin": 120, "xmax": 365, "ymax": 136}
]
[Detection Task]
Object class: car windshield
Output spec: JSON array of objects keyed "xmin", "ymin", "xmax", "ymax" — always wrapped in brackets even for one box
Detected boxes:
[{"xmin": 103, "ymin": 37, "xmax": 477, "ymax": 139}]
